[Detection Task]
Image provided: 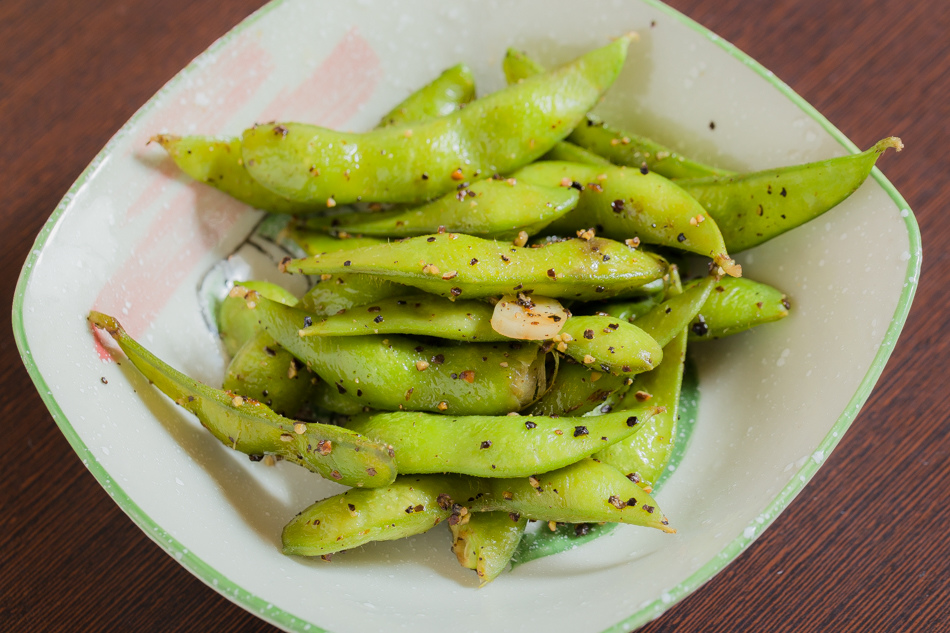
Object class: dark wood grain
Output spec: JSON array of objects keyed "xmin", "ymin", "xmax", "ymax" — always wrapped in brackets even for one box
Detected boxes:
[{"xmin": 2, "ymin": 1, "xmax": 946, "ymax": 631}]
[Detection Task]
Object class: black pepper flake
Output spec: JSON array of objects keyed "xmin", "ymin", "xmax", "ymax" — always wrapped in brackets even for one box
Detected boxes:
[
  {"xmin": 451, "ymin": 287, "xmax": 462, "ymax": 296},
  {"xmin": 610, "ymin": 199, "xmax": 625, "ymax": 213},
  {"xmin": 782, "ymin": 298, "xmax": 791, "ymax": 310},
  {"xmin": 373, "ymin": 314, "xmax": 384, "ymax": 324},
  {"xmin": 426, "ymin": 236, "xmax": 436, "ymax": 242},
  {"xmin": 264, "ymin": 346, "xmax": 277, "ymax": 356},
  {"xmin": 357, "ymin": 389, "xmax": 362, "ymax": 397},
  {"xmin": 303, "ymin": 316, "xmax": 313, "ymax": 328},
  {"xmin": 450, "ymin": 373, "xmax": 458, "ymax": 379},
  {"xmin": 470, "ymin": 258, "xmax": 478, "ymax": 265},
  {"xmin": 525, "ymin": 420, "xmax": 537, "ymax": 429},
  {"xmin": 573, "ymin": 425, "xmax": 589, "ymax": 437},
  {"xmin": 336, "ymin": 383, "xmax": 347, "ymax": 394},
  {"xmin": 480, "ymin": 440, "xmax": 492, "ymax": 449},
  {"xmin": 608, "ymin": 495, "xmax": 626, "ymax": 509},
  {"xmin": 421, "ymin": 172, "xmax": 429, "ymax": 180},
  {"xmin": 367, "ymin": 306, "xmax": 381, "ymax": 312},
  {"xmin": 626, "ymin": 416, "xmax": 639, "ymax": 427},
  {"xmin": 603, "ymin": 254, "xmax": 610, "ymax": 262},
  {"xmin": 343, "ymin": 260, "xmax": 351, "ymax": 266},
  {"xmin": 570, "ymin": 180, "xmax": 584, "ymax": 191},
  {"xmin": 574, "ymin": 523, "xmax": 590, "ymax": 536},
  {"xmin": 643, "ymin": 504, "xmax": 655, "ymax": 513},
  {"xmin": 691, "ymin": 320, "xmax": 709, "ymax": 336},
  {"xmin": 595, "ymin": 286, "xmax": 605, "ymax": 293},
  {"xmin": 639, "ymin": 163, "xmax": 649, "ymax": 175},
  {"xmin": 501, "ymin": 255, "xmax": 510, "ymax": 262},
  {"xmin": 510, "ymin": 512, "xmax": 521, "ymax": 522},
  {"xmin": 437, "ymin": 493, "xmax": 454, "ymax": 510},
  {"xmin": 248, "ymin": 454, "xmax": 264, "ymax": 462},
  {"xmin": 709, "ymin": 121, "xmax": 716, "ymax": 130},
  {"xmin": 677, "ymin": 233, "xmax": 687, "ymax": 243},
  {"xmin": 431, "ymin": 354, "xmax": 445, "ymax": 364},
  {"xmin": 100, "ymin": 377, "xmax": 108, "ymax": 384},
  {"xmin": 607, "ymin": 323, "xmax": 619, "ymax": 330},
  {"xmin": 509, "ymin": 342, "xmax": 522, "ymax": 350},
  {"xmin": 626, "ymin": 472, "xmax": 641, "ymax": 483},
  {"xmin": 348, "ymin": 503, "xmax": 356, "ymax": 512},
  {"xmin": 600, "ymin": 405, "xmax": 612, "ymax": 413},
  {"xmin": 583, "ymin": 329, "xmax": 594, "ymax": 339},
  {"xmin": 780, "ymin": 187, "xmax": 787, "ymax": 197},
  {"xmin": 547, "ymin": 268, "xmax": 557, "ymax": 279}
]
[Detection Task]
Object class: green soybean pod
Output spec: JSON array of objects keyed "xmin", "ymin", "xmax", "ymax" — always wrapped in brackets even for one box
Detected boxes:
[
  {"xmin": 250, "ymin": 294, "xmax": 547, "ymax": 415},
  {"xmin": 343, "ymin": 405, "xmax": 658, "ymax": 478},
  {"xmin": 557, "ymin": 315, "xmax": 662, "ymax": 375},
  {"xmin": 241, "ymin": 36, "xmax": 633, "ymax": 206},
  {"xmin": 679, "ymin": 137, "xmax": 902, "ymax": 252},
  {"xmin": 282, "ymin": 233, "xmax": 668, "ymax": 301},
  {"xmin": 526, "ymin": 362, "xmax": 628, "ymax": 417},
  {"xmin": 541, "ymin": 140, "xmax": 613, "ymax": 167},
  {"xmin": 629, "ymin": 276, "xmax": 715, "ymax": 347},
  {"xmin": 450, "ymin": 511, "xmax": 527, "ymax": 585},
  {"xmin": 152, "ymin": 135, "xmax": 324, "ymax": 214},
  {"xmin": 378, "ymin": 63, "xmax": 476, "ymax": 128},
  {"xmin": 300, "ymin": 295, "xmax": 503, "ymax": 341},
  {"xmin": 88, "ymin": 311, "xmax": 396, "ymax": 488},
  {"xmin": 472, "ymin": 458, "xmax": 674, "ymax": 531},
  {"xmin": 282, "ymin": 475, "xmax": 484, "ymax": 557},
  {"xmin": 688, "ymin": 276, "xmax": 790, "ymax": 340},
  {"xmin": 515, "ymin": 161, "xmax": 741, "ymax": 276},
  {"xmin": 597, "ymin": 325, "xmax": 688, "ymax": 488},
  {"xmin": 299, "ymin": 179, "xmax": 579, "ymax": 240},
  {"xmin": 222, "ymin": 330, "xmax": 320, "ymax": 419},
  {"xmin": 501, "ymin": 47, "xmax": 730, "ymax": 179},
  {"xmin": 218, "ymin": 280, "xmax": 299, "ymax": 357}
]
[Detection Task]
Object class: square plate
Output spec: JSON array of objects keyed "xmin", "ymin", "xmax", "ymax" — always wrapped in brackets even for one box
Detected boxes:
[{"xmin": 13, "ymin": 0, "xmax": 920, "ymax": 631}]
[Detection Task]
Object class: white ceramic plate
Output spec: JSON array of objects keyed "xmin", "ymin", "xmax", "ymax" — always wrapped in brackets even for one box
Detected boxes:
[{"xmin": 13, "ymin": 1, "xmax": 920, "ymax": 631}]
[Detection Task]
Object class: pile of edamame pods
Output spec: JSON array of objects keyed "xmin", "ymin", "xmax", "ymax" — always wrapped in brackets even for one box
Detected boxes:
[{"xmin": 89, "ymin": 34, "xmax": 900, "ymax": 584}]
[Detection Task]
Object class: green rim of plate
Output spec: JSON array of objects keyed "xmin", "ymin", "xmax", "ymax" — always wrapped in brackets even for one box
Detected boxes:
[{"xmin": 10, "ymin": 1, "xmax": 922, "ymax": 631}]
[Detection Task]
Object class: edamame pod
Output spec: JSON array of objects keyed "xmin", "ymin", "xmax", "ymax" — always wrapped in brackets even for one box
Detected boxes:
[
  {"xmin": 152, "ymin": 135, "xmax": 322, "ymax": 214},
  {"xmin": 218, "ymin": 280, "xmax": 298, "ymax": 356},
  {"xmin": 679, "ymin": 137, "xmax": 902, "ymax": 252},
  {"xmin": 597, "ymin": 325, "xmax": 688, "ymax": 487},
  {"xmin": 282, "ymin": 233, "xmax": 668, "ymax": 301},
  {"xmin": 629, "ymin": 277, "xmax": 715, "ymax": 347},
  {"xmin": 557, "ymin": 315, "xmax": 662, "ymax": 375},
  {"xmin": 526, "ymin": 362, "xmax": 628, "ymax": 417},
  {"xmin": 250, "ymin": 295, "xmax": 546, "ymax": 414},
  {"xmin": 541, "ymin": 140, "xmax": 613, "ymax": 167},
  {"xmin": 502, "ymin": 48, "xmax": 731, "ymax": 179},
  {"xmin": 687, "ymin": 276, "xmax": 790, "ymax": 340},
  {"xmin": 450, "ymin": 511, "xmax": 527, "ymax": 585},
  {"xmin": 88, "ymin": 312, "xmax": 396, "ymax": 488},
  {"xmin": 377, "ymin": 63, "xmax": 476, "ymax": 128},
  {"xmin": 515, "ymin": 161, "xmax": 741, "ymax": 275},
  {"xmin": 471, "ymin": 458, "xmax": 673, "ymax": 530},
  {"xmin": 282, "ymin": 475, "xmax": 483, "ymax": 557},
  {"xmin": 301, "ymin": 294, "xmax": 502, "ymax": 341},
  {"xmin": 343, "ymin": 405, "xmax": 658, "ymax": 477},
  {"xmin": 299, "ymin": 179, "xmax": 579, "ymax": 240},
  {"xmin": 241, "ymin": 36, "xmax": 633, "ymax": 206},
  {"xmin": 222, "ymin": 330, "xmax": 320, "ymax": 418}
]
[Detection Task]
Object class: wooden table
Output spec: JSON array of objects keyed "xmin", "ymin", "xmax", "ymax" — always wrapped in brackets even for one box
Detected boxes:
[{"xmin": 2, "ymin": 0, "xmax": 947, "ymax": 630}]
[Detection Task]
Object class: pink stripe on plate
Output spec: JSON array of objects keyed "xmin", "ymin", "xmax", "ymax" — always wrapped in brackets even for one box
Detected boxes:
[{"xmin": 258, "ymin": 27, "xmax": 381, "ymax": 126}]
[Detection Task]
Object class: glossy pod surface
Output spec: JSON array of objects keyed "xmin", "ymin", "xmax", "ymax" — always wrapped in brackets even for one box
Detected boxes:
[
  {"xmin": 88, "ymin": 312, "xmax": 396, "ymax": 488},
  {"xmin": 377, "ymin": 63, "xmax": 476, "ymax": 128},
  {"xmin": 300, "ymin": 179, "xmax": 579, "ymax": 240},
  {"xmin": 687, "ymin": 276, "xmax": 789, "ymax": 340},
  {"xmin": 241, "ymin": 37, "xmax": 632, "ymax": 206},
  {"xmin": 450, "ymin": 510, "xmax": 527, "ymax": 585},
  {"xmin": 344, "ymin": 405, "xmax": 658, "ymax": 477},
  {"xmin": 282, "ymin": 233, "xmax": 668, "ymax": 301},
  {"xmin": 679, "ymin": 137, "xmax": 902, "ymax": 252},
  {"xmin": 250, "ymin": 295, "xmax": 546, "ymax": 414}
]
